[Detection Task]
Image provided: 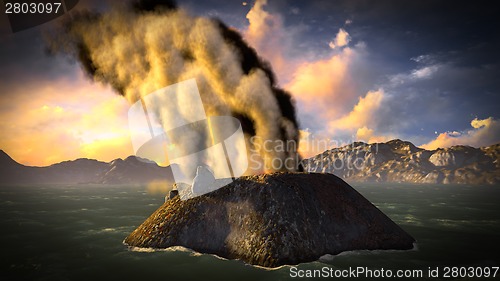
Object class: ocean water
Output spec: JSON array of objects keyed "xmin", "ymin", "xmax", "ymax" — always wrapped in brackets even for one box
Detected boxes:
[{"xmin": 0, "ymin": 183, "xmax": 499, "ymax": 280}]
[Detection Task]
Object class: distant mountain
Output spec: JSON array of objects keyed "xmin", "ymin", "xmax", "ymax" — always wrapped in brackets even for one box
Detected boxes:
[
  {"xmin": 303, "ymin": 139, "xmax": 500, "ymax": 184},
  {"xmin": 0, "ymin": 150, "xmax": 174, "ymax": 185}
]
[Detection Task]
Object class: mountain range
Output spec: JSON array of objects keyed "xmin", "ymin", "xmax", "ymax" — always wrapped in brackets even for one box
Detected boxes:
[
  {"xmin": 1, "ymin": 139, "xmax": 499, "ymax": 185},
  {"xmin": 0, "ymin": 150, "xmax": 174, "ymax": 185},
  {"xmin": 303, "ymin": 139, "xmax": 499, "ymax": 184}
]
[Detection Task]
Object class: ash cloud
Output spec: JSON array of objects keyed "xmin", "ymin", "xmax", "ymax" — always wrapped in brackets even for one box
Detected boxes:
[{"xmin": 46, "ymin": 0, "xmax": 301, "ymax": 172}]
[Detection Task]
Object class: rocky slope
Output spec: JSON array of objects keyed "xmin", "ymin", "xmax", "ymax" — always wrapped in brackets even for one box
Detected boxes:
[
  {"xmin": 0, "ymin": 150, "xmax": 174, "ymax": 185},
  {"xmin": 124, "ymin": 173, "xmax": 415, "ymax": 267},
  {"xmin": 303, "ymin": 139, "xmax": 499, "ymax": 184}
]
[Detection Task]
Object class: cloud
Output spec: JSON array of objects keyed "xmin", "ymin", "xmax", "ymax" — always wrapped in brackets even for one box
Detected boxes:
[
  {"xmin": 244, "ymin": 0, "xmax": 386, "ymax": 148},
  {"xmin": 244, "ymin": 1, "xmax": 373, "ymax": 123},
  {"xmin": 0, "ymin": 72, "xmax": 133, "ymax": 166},
  {"xmin": 378, "ymin": 56, "xmax": 500, "ymax": 144},
  {"xmin": 328, "ymin": 28, "xmax": 351, "ymax": 49},
  {"xmin": 244, "ymin": 0, "xmax": 293, "ymax": 81},
  {"xmin": 411, "ymin": 65, "xmax": 440, "ymax": 79},
  {"xmin": 286, "ymin": 46, "xmax": 363, "ymax": 118},
  {"xmin": 328, "ymin": 89, "xmax": 384, "ymax": 131},
  {"xmin": 420, "ymin": 117, "xmax": 500, "ymax": 149},
  {"xmin": 297, "ymin": 90, "xmax": 393, "ymax": 157},
  {"xmin": 326, "ymin": 89, "xmax": 394, "ymax": 144},
  {"xmin": 290, "ymin": 7, "xmax": 300, "ymax": 15},
  {"xmin": 389, "ymin": 64, "xmax": 441, "ymax": 86},
  {"xmin": 355, "ymin": 126, "xmax": 393, "ymax": 144}
]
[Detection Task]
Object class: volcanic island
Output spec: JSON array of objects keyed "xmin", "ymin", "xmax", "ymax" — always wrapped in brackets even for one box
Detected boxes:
[{"xmin": 124, "ymin": 172, "xmax": 415, "ymax": 268}]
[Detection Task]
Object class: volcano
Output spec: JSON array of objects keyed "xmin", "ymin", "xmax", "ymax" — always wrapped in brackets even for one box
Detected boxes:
[{"xmin": 124, "ymin": 172, "xmax": 415, "ymax": 267}]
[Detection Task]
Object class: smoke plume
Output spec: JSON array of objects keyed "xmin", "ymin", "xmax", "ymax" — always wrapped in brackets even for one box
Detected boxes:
[{"xmin": 46, "ymin": 0, "xmax": 301, "ymax": 173}]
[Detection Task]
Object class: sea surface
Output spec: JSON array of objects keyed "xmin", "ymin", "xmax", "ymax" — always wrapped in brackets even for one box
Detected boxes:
[{"xmin": 1, "ymin": 183, "xmax": 499, "ymax": 280}]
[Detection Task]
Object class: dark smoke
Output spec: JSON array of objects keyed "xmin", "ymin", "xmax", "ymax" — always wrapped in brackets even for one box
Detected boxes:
[{"xmin": 47, "ymin": 0, "xmax": 303, "ymax": 172}]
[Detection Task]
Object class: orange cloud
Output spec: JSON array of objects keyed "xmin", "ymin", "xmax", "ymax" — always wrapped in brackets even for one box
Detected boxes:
[
  {"xmin": 328, "ymin": 89, "xmax": 384, "ymax": 131},
  {"xmin": 355, "ymin": 126, "xmax": 393, "ymax": 144},
  {"xmin": 420, "ymin": 117, "xmax": 500, "ymax": 150},
  {"xmin": 244, "ymin": 0, "xmax": 303, "ymax": 83},
  {"xmin": 297, "ymin": 90, "xmax": 390, "ymax": 157},
  {"xmin": 329, "ymin": 28, "xmax": 351, "ymax": 49},
  {"xmin": 286, "ymin": 47, "xmax": 362, "ymax": 120},
  {"xmin": 0, "ymin": 73, "xmax": 133, "ymax": 166}
]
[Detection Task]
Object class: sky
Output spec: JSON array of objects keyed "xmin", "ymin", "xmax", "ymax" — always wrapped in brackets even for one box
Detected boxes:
[{"xmin": 0, "ymin": 0, "xmax": 499, "ymax": 166}]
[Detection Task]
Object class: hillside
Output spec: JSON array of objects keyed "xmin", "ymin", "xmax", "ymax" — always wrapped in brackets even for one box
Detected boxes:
[
  {"xmin": 0, "ymin": 150, "xmax": 174, "ymax": 185},
  {"xmin": 302, "ymin": 139, "xmax": 499, "ymax": 184}
]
